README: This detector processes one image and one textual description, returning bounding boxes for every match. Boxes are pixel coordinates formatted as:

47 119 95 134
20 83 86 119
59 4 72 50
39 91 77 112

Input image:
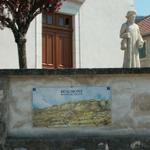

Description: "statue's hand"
123 33 131 39
137 40 144 48
138 44 143 48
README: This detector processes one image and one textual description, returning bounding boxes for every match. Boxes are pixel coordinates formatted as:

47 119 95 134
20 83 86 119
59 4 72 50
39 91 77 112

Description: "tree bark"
16 37 27 69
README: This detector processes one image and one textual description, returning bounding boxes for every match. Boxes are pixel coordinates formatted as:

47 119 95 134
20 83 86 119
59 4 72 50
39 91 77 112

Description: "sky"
135 0 150 16
32 87 111 108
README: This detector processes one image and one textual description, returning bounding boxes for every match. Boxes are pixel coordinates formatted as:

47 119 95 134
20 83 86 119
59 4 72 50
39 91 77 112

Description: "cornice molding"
0 68 150 76
66 0 85 4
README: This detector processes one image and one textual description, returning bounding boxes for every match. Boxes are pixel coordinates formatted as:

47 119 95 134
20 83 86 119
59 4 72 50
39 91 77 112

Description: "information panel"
32 86 111 128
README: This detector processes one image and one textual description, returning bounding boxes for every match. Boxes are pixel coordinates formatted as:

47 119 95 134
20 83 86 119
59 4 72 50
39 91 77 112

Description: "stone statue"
120 11 144 68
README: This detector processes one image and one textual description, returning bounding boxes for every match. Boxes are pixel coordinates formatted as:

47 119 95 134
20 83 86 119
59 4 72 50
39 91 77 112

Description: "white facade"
0 0 134 69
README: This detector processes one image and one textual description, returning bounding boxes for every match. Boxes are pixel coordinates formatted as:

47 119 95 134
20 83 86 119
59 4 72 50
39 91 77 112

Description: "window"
47 15 53 24
42 13 72 30
139 41 147 59
59 17 64 26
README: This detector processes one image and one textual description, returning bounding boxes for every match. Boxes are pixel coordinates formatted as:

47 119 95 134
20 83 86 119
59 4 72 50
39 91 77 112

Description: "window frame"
139 40 147 60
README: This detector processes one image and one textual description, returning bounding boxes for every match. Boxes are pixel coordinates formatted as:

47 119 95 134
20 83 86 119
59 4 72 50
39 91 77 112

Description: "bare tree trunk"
16 37 27 69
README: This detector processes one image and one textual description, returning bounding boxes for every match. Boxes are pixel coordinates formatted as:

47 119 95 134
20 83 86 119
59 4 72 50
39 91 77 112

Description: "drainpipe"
35 17 37 68
78 10 82 68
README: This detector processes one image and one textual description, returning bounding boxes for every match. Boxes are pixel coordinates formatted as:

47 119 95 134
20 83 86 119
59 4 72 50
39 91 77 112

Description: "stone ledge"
66 0 85 4
7 128 150 139
6 134 150 150
0 68 150 76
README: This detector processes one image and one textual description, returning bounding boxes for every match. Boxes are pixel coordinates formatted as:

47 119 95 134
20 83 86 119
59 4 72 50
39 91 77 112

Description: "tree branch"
0 16 18 41
5 0 17 17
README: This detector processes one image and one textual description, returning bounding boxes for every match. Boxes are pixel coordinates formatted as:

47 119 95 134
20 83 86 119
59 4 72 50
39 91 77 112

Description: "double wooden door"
42 13 73 69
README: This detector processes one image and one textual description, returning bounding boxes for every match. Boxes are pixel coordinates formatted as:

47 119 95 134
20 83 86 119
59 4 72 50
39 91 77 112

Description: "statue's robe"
120 23 144 68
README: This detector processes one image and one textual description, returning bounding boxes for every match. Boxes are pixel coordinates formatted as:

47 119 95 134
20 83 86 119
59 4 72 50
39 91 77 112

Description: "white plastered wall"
77 0 134 68
0 15 42 69
0 0 134 68
60 0 135 68
0 28 18 68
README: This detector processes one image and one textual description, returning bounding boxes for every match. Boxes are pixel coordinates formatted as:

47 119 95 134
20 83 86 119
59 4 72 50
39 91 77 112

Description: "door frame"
34 1 84 68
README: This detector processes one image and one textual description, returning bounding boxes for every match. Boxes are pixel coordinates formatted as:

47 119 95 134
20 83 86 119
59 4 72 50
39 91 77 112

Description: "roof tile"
137 16 150 36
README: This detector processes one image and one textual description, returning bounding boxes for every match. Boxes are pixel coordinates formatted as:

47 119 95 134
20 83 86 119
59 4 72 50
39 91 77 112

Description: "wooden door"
56 31 72 68
42 13 73 69
42 30 55 68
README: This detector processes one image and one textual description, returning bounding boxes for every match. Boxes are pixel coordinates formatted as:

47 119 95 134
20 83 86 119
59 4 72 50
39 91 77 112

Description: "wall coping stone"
1 68 150 76
7 129 150 138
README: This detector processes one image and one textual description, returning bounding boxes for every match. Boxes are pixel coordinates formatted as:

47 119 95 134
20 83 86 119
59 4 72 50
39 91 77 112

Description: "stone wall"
0 78 8 150
1 69 150 149
6 135 150 150
7 73 150 131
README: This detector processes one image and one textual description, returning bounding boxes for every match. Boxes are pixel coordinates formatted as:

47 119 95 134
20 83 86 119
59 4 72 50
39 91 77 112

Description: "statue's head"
126 11 136 18
126 10 136 23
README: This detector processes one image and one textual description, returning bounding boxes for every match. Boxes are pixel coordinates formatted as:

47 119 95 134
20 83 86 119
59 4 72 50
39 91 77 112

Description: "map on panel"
32 86 111 128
